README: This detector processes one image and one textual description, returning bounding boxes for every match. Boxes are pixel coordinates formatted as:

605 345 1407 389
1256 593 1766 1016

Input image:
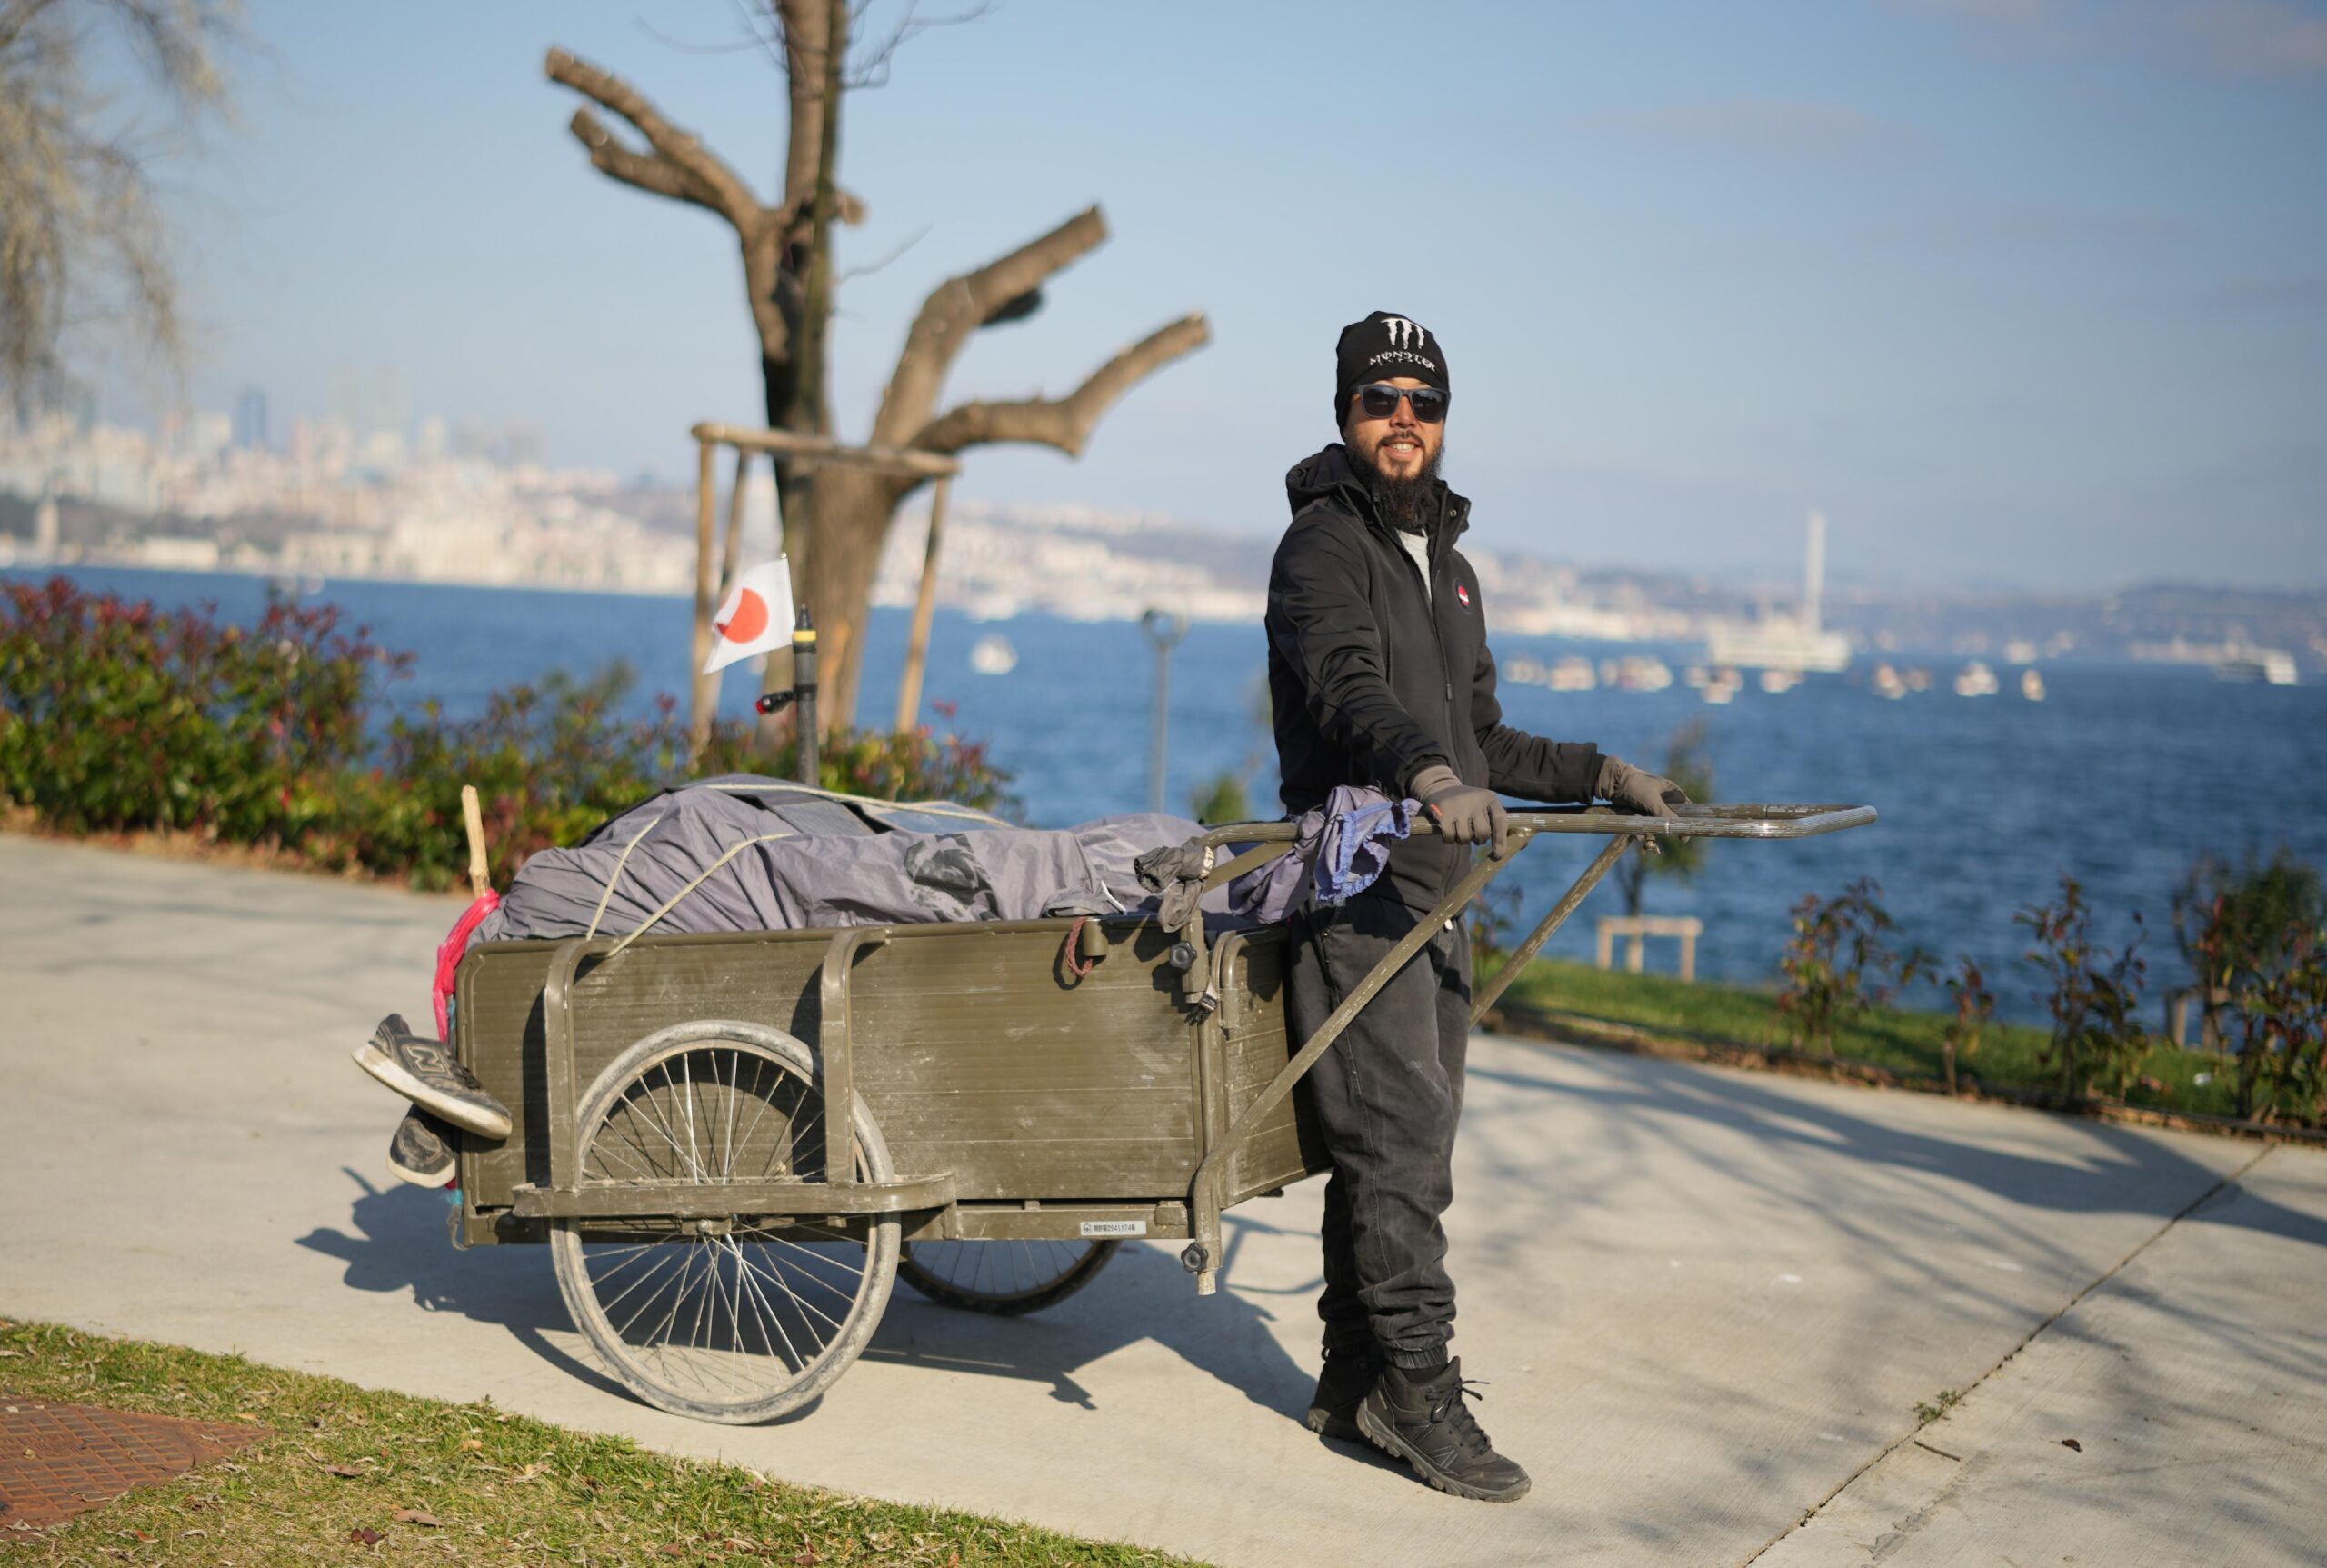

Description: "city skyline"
77 0 2327 594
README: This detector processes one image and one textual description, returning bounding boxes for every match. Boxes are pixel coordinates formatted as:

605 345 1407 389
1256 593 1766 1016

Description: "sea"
13 564 2327 1026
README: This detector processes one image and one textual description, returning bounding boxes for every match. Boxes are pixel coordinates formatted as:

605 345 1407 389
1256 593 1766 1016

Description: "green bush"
0 575 405 836
2175 850 2327 1123
2 578 1015 890
1777 878 1921 1054
2018 874 2150 1102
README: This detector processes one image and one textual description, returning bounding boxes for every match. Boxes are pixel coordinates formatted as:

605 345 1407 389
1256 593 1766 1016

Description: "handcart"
448 802 1873 1423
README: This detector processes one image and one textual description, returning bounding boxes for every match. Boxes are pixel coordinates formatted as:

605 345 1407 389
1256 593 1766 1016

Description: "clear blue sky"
145 0 2327 592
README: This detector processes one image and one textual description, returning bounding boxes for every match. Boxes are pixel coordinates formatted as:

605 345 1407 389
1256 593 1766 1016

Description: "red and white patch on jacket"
1456 583 1473 608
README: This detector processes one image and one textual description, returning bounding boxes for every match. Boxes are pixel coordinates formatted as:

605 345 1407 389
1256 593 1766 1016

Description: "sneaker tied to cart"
354 1014 512 1140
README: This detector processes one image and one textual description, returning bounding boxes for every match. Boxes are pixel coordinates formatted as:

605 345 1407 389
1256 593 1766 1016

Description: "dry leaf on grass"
324 1463 367 1478
393 1509 444 1527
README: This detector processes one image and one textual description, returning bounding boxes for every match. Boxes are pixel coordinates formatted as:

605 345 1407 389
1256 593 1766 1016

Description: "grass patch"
1489 956 2242 1122
0 1318 1203 1567
1913 1389 1963 1427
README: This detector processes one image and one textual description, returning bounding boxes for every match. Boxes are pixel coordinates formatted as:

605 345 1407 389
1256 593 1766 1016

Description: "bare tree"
547 0 1208 729
0 0 243 411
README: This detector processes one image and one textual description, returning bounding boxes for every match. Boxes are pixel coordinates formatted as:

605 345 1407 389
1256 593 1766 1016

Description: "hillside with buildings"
3 404 2320 677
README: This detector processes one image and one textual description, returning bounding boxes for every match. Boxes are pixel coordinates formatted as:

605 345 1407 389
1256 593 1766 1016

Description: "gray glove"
1410 764 1510 859
1596 755 1689 818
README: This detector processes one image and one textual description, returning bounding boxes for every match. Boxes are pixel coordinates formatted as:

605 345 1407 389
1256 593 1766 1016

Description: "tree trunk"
794 463 912 728
549 31 1209 739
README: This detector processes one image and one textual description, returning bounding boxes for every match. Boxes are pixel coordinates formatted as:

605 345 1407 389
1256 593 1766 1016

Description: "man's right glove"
1410 764 1510 859
1596 755 1690 818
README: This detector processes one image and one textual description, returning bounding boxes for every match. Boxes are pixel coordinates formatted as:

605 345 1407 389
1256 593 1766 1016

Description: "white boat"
1872 664 1908 700
1502 655 1547 685
968 634 1018 675
1758 667 1801 694
1548 656 1597 691
2020 668 2046 701
1954 661 1999 697
1612 655 1673 693
1704 512 1853 673
2214 646 2298 685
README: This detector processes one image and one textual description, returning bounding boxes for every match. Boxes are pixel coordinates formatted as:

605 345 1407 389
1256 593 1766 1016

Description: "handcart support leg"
1467 834 1633 1027
542 936 623 1195
1182 830 1533 1295
817 928 889 1185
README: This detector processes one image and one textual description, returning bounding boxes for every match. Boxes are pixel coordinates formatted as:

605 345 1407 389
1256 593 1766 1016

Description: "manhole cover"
0 1396 265 1532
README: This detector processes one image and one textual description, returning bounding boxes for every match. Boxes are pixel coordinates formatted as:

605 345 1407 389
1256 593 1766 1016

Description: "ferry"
1547 656 1597 692
968 634 1018 675
1703 512 1852 673
2214 647 2298 686
1608 655 1673 693
1953 661 2000 698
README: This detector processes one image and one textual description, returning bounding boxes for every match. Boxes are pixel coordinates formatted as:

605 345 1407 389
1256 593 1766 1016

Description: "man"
1266 311 1687 1503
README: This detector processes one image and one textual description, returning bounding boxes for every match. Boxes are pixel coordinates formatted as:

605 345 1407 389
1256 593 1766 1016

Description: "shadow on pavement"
296 1167 1330 1429
294 1167 631 1403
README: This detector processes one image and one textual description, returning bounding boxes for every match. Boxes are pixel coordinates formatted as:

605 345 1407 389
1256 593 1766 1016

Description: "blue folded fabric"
1230 785 1417 924
1315 787 1418 908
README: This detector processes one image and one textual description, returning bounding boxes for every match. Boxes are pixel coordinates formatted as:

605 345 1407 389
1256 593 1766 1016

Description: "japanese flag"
702 557 795 675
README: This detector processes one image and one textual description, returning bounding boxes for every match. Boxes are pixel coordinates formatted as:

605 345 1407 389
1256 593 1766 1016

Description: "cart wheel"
898 1239 1121 1316
548 1020 899 1424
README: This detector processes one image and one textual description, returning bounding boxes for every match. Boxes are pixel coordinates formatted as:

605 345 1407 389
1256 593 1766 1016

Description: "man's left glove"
1596 755 1689 818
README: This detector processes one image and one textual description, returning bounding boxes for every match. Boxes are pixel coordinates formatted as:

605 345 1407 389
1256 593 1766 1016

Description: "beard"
1363 439 1445 534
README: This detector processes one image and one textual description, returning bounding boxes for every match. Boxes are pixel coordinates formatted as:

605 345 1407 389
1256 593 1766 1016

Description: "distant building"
232 386 269 451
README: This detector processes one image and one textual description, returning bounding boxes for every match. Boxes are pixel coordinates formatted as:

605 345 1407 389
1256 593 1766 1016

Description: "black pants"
1287 890 1472 1369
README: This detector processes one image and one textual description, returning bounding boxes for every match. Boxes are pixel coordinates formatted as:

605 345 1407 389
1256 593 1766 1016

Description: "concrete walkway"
2 832 2321 1567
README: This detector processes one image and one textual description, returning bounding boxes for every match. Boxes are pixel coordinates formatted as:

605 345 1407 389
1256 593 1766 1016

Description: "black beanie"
1334 311 1451 428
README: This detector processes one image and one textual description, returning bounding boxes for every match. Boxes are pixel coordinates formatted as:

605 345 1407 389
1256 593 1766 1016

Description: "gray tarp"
473 774 1217 945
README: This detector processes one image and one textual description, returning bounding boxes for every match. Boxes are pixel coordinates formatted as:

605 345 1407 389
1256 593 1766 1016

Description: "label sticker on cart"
1080 1219 1148 1237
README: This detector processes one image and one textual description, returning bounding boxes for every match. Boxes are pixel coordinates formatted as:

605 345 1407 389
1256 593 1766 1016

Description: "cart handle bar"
1178 799 1875 1294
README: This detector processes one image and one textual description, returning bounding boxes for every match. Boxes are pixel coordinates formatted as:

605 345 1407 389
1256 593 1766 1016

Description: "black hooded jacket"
1266 444 1603 908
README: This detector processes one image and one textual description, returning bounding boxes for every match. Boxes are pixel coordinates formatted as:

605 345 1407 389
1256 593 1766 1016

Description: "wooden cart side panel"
1216 930 1330 1205
454 919 1208 1213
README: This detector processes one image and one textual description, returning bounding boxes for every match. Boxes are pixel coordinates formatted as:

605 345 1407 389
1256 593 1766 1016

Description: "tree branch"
870 205 1110 445
544 46 760 230
911 311 1211 459
564 107 717 210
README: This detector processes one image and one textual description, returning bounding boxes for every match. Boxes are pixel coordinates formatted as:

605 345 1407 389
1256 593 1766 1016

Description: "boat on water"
1954 661 1999 697
1604 655 1673 693
2020 668 2046 702
2214 646 2299 685
1502 655 1547 685
1872 664 1909 700
1704 511 1853 673
1547 656 1596 692
968 634 1018 675
1758 668 1801 694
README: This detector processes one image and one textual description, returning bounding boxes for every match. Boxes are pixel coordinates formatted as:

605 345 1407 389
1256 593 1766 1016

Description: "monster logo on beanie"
1334 310 1451 427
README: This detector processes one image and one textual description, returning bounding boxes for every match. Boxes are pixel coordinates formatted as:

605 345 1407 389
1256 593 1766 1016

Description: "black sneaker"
386 1106 457 1187
352 1014 512 1140
1357 1357 1532 1503
1305 1353 1380 1442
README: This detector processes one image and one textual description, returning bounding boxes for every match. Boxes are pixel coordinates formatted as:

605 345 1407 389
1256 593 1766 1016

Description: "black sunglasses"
1355 383 1449 424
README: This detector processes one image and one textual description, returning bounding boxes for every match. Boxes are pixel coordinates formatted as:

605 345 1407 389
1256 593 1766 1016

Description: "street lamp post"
1140 607 1188 814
